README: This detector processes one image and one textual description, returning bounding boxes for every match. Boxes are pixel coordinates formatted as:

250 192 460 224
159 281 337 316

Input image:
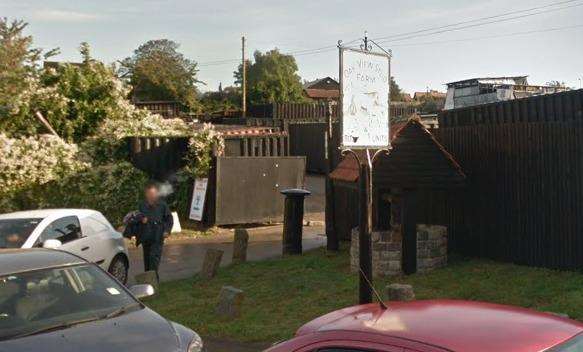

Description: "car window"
0 218 43 248
39 216 83 244
85 216 110 234
548 333 583 351
0 264 138 340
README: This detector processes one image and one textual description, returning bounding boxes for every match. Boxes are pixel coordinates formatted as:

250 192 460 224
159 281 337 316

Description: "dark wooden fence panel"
435 89 583 270
214 156 306 225
247 102 417 119
287 121 341 173
223 135 289 157
127 137 189 179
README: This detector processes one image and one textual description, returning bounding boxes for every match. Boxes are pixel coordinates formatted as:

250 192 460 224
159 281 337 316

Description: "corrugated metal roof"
446 76 529 87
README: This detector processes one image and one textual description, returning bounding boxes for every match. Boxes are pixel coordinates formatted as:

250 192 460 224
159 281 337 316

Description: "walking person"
137 182 173 282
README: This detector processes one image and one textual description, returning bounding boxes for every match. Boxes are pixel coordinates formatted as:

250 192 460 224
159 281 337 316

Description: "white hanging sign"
340 48 390 148
189 178 208 221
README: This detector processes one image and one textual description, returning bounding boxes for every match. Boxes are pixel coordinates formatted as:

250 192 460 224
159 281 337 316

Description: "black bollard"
281 188 311 255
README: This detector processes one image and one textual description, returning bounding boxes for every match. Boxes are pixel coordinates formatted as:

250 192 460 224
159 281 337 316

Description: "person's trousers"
142 241 163 281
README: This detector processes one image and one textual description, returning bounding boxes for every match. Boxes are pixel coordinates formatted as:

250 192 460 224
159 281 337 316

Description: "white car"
0 209 129 284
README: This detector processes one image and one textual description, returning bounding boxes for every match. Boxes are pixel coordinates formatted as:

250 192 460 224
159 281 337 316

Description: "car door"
78 214 117 268
37 216 98 263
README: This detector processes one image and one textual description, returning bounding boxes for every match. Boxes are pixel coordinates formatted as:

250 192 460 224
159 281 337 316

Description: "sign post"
338 34 391 305
189 178 209 221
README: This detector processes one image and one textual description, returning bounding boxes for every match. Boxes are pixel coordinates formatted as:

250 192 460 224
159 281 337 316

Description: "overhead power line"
198 37 362 66
372 0 582 42
197 0 582 67
389 23 583 47
375 1 583 45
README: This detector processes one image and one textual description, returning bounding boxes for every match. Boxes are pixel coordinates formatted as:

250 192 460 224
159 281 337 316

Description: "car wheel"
108 255 128 285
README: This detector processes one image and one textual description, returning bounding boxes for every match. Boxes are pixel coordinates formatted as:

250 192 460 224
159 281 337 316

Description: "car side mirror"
129 284 155 299
42 239 63 249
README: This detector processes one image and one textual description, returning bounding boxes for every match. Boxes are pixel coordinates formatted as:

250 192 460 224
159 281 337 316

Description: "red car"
265 300 583 352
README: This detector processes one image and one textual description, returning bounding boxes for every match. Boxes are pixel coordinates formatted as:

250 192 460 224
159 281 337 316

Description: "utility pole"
242 36 247 117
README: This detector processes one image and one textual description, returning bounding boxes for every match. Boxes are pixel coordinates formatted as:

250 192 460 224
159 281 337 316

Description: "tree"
419 96 440 114
119 39 201 110
0 25 155 142
0 18 57 132
390 76 403 102
40 43 146 141
199 84 241 114
234 49 305 105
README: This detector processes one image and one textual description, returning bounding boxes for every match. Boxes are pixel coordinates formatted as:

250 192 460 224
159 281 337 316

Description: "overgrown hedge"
0 162 148 226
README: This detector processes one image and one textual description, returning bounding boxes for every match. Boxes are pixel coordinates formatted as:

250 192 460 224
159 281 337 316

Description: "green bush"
1 162 148 226
165 170 193 220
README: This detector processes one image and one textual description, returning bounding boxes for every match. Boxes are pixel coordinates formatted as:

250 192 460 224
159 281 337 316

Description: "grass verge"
146 246 583 343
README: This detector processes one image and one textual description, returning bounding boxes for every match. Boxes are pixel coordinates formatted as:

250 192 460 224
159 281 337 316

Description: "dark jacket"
122 211 145 242
137 200 173 244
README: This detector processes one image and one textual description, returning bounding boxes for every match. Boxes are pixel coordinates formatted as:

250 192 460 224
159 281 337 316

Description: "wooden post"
241 36 246 117
232 228 249 264
358 162 373 304
325 100 339 251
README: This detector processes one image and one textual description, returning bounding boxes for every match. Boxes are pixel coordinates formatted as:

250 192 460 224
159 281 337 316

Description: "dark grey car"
0 249 203 352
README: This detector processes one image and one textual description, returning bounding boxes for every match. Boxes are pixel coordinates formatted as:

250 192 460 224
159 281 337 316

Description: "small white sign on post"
340 48 391 148
189 178 209 221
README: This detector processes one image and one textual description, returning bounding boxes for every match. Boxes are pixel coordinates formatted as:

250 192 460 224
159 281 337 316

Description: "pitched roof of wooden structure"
330 117 465 188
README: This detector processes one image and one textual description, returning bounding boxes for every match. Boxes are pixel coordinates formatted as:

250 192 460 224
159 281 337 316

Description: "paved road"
128 174 326 283
128 224 325 283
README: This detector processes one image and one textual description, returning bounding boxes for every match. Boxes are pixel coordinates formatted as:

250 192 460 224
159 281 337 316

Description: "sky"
2 0 583 94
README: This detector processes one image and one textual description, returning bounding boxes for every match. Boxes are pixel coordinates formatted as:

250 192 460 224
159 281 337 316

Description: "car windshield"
551 333 583 351
0 218 43 249
0 264 139 340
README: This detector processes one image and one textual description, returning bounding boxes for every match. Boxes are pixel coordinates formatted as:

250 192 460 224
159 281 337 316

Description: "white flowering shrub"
82 111 192 164
0 133 89 195
184 123 225 178
95 112 191 139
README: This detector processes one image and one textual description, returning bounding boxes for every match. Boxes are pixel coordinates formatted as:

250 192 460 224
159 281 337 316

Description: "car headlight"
188 333 204 352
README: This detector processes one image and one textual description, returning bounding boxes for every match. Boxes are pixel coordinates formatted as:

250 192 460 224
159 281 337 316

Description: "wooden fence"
436 89 583 270
247 102 417 119
133 101 183 118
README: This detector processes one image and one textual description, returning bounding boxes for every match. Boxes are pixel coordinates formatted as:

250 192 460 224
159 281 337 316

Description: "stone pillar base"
350 224 447 276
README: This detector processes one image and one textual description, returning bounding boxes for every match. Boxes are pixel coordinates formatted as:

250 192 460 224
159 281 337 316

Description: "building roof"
296 300 583 352
400 93 413 102
0 248 85 276
304 88 340 99
304 77 339 89
304 77 340 100
446 76 529 87
329 121 407 183
330 117 465 188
